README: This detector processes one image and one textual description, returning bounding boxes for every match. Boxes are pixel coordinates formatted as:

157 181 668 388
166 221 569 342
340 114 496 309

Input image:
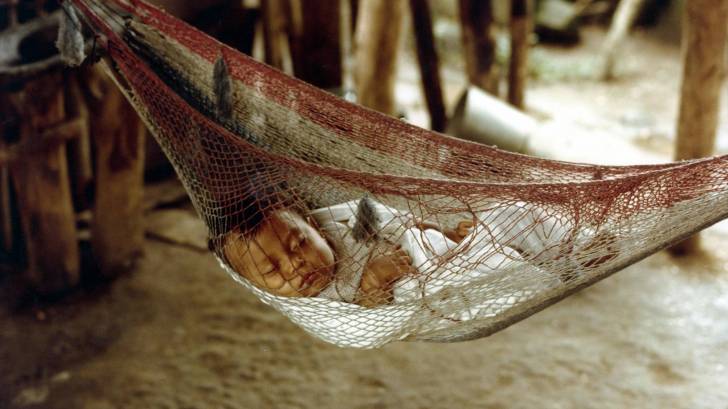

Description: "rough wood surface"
354 0 405 115
508 0 532 109
4 72 80 293
288 0 342 89
409 0 447 131
459 0 498 94
670 0 728 255
85 66 145 277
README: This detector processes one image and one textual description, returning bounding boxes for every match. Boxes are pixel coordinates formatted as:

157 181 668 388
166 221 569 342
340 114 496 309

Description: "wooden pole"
600 0 646 81
85 66 146 277
353 0 405 115
459 0 498 95
508 0 532 109
409 0 447 132
0 166 12 254
261 0 288 70
288 0 343 90
64 72 94 210
669 0 728 255
5 72 80 294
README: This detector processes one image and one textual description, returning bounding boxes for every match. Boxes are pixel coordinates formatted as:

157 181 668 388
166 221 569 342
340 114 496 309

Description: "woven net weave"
70 0 728 348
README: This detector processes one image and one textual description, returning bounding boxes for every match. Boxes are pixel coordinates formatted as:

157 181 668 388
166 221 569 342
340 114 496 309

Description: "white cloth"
310 199 528 310
476 202 616 275
310 199 409 302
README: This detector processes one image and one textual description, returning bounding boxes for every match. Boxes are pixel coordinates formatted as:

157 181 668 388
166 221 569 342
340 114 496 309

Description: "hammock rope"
69 0 728 348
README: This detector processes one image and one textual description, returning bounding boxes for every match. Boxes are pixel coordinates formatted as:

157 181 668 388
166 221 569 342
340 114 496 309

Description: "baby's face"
224 209 335 297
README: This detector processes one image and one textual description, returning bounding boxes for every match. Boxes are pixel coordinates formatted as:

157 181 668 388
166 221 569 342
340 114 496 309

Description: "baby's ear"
353 196 381 243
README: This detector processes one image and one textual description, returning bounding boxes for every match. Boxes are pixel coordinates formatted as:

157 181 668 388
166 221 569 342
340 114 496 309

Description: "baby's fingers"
458 220 474 228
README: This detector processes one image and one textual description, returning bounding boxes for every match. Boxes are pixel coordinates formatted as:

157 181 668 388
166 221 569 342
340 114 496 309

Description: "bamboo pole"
353 0 405 115
459 0 498 95
409 0 447 132
508 0 532 109
85 66 145 276
669 0 728 255
600 0 646 81
288 0 342 90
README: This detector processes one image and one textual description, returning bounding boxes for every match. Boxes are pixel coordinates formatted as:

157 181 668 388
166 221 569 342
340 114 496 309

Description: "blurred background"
1 0 727 408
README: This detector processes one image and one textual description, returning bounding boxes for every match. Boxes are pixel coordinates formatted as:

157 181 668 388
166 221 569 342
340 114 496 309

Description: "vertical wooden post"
669 0 728 255
508 0 531 109
86 66 145 277
0 166 12 254
289 0 343 90
350 0 360 37
353 0 405 115
6 73 80 294
0 100 15 255
409 0 447 132
600 0 646 81
65 72 94 209
459 0 498 95
261 0 288 71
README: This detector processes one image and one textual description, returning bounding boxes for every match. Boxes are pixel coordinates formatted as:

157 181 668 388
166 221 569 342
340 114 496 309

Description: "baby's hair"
218 170 300 239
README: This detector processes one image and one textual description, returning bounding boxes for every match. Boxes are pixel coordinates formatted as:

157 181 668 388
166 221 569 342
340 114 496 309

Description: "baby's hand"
444 220 474 243
358 245 415 307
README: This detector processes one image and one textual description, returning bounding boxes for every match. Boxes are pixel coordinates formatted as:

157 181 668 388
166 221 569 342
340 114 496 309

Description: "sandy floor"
2 20 728 409
2 209 727 409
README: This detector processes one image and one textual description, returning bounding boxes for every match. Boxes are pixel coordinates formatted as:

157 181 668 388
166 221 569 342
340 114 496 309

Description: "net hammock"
67 0 728 348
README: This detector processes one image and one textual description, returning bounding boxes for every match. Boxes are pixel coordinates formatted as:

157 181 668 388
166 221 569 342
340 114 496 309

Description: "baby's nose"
281 256 303 279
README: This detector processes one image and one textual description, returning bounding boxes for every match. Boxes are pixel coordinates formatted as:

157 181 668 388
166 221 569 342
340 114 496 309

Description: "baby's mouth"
302 266 331 286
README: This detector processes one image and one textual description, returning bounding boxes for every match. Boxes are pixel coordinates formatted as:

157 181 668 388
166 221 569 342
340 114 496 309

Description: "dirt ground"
2 24 728 409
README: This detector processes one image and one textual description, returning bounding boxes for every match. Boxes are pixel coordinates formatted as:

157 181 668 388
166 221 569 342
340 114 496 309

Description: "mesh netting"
70 0 728 348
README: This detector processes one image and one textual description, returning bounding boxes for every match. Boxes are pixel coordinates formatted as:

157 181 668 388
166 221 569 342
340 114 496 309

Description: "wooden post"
600 0 646 81
353 0 405 115
508 0 532 109
0 166 12 254
409 0 447 132
85 66 145 277
459 0 498 95
64 72 94 209
288 0 343 90
261 0 288 71
669 0 728 255
5 72 80 294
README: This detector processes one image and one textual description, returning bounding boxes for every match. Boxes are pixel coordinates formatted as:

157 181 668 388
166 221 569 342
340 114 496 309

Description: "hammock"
68 0 728 348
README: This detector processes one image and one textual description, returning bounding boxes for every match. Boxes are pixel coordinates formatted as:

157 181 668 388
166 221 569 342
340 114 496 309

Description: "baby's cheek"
262 273 285 290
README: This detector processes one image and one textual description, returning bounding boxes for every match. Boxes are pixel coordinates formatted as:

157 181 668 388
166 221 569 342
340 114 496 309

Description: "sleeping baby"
222 196 618 309
222 197 475 307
